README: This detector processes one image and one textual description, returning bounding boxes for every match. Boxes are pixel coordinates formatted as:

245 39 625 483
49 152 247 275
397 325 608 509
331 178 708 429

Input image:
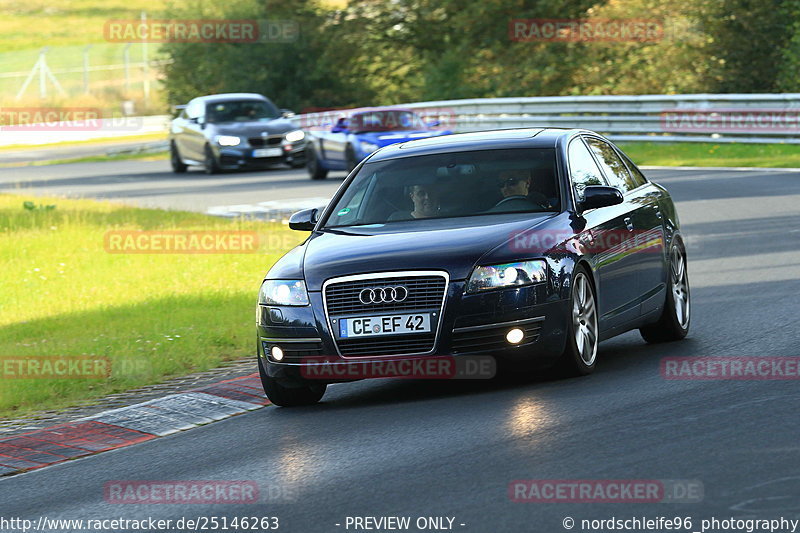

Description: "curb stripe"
0 372 267 477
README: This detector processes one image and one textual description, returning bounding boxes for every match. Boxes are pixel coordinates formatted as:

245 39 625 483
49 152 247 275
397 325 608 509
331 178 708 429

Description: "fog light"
506 328 524 344
271 346 284 361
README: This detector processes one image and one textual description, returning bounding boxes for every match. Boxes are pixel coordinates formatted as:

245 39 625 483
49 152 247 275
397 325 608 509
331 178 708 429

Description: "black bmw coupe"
256 128 690 406
169 93 307 174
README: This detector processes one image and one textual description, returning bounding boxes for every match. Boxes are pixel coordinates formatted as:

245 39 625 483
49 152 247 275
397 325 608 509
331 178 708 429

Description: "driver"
489 169 549 211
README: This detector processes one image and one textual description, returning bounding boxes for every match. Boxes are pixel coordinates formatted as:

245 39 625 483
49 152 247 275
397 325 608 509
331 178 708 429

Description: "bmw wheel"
306 144 328 180
170 142 188 173
640 242 690 343
203 144 220 175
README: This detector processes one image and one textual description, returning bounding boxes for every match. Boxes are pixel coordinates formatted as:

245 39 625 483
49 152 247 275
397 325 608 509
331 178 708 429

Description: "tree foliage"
159 0 800 111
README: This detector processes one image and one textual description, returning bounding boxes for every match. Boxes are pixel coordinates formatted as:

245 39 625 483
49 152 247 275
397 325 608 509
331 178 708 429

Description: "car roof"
367 128 589 162
193 93 269 103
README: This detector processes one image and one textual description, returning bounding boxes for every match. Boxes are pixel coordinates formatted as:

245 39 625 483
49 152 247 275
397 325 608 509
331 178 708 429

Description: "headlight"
258 280 309 306
215 135 241 147
466 260 547 293
284 129 305 143
360 141 380 153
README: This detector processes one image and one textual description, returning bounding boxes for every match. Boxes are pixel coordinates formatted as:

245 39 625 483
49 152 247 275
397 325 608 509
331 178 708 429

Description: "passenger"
389 184 441 220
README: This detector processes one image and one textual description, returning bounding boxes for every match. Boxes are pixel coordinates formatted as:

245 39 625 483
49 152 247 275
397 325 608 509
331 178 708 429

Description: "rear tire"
640 242 690 343
556 266 598 376
258 358 326 407
306 145 328 180
203 144 220 175
170 142 188 173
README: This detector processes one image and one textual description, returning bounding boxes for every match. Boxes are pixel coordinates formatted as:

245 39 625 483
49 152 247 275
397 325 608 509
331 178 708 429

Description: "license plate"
253 148 282 158
337 313 431 338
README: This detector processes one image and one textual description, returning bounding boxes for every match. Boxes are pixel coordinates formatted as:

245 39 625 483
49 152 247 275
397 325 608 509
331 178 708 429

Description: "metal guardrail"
294 94 800 144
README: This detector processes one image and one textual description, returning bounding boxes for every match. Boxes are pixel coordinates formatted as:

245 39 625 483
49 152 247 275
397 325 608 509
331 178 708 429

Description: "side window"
328 173 374 226
585 137 638 192
619 151 648 188
568 138 607 201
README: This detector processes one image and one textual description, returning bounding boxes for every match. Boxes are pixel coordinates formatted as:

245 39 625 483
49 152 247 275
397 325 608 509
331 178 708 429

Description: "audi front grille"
323 271 449 358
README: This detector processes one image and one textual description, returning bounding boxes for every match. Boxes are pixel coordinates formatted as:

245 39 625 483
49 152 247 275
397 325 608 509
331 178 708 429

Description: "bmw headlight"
215 135 241 147
258 280 309 306
360 141 380 153
466 260 547 293
284 129 305 143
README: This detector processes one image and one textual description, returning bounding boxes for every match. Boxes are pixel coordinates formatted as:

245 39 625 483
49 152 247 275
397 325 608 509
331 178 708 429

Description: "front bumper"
216 141 306 169
257 280 569 384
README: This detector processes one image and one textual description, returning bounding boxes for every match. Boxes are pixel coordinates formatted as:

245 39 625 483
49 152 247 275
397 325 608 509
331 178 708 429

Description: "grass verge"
618 142 800 168
0 151 168 168
0 193 304 418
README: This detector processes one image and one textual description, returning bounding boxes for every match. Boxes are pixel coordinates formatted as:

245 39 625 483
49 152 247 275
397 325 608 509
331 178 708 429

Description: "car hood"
290 214 557 290
355 130 450 147
209 118 295 137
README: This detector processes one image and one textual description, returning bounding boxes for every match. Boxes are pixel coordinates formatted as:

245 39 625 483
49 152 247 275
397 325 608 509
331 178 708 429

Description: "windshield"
349 110 427 133
323 148 559 228
205 100 280 123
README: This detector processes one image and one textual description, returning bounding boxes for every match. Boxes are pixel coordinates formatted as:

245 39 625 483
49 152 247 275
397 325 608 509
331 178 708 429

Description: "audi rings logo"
359 286 409 305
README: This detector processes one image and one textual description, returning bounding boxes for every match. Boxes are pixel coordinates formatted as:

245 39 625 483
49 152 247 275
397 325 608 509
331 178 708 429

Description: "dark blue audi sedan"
256 128 690 406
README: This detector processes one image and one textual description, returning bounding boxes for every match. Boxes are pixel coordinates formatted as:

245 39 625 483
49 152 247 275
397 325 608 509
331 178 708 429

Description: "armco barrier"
292 94 800 144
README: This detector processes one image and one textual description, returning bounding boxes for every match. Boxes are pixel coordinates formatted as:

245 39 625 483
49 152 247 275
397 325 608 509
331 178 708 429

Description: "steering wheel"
492 193 549 211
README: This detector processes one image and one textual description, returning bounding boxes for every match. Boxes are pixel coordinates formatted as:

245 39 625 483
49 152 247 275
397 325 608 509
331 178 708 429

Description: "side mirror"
580 186 624 211
426 120 441 128
281 109 295 118
289 208 318 231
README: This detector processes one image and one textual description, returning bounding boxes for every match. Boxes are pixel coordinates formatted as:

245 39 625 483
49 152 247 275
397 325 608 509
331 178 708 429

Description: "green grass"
0 133 167 152
0 0 170 112
0 0 166 53
618 142 800 168
0 193 304 417
0 150 168 168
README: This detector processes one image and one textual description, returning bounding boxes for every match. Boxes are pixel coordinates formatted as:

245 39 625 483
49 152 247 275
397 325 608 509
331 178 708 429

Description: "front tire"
640 243 690 343
258 358 326 407
170 142 188 173
203 144 220 175
556 266 598 376
306 145 328 180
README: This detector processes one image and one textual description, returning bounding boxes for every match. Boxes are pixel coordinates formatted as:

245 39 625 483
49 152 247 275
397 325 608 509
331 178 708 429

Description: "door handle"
624 217 634 231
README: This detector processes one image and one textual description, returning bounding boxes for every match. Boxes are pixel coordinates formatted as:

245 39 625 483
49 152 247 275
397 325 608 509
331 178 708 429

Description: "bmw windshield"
323 148 559 228
205 100 281 123
349 110 428 133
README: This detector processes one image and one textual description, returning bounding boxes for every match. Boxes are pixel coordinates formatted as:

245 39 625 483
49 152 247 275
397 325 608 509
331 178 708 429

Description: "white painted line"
82 392 265 437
